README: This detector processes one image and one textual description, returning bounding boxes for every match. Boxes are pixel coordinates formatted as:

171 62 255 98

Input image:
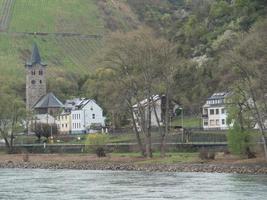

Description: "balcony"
202 114 208 118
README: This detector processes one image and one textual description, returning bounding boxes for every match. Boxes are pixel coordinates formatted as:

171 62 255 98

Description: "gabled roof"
64 98 98 111
34 93 63 109
207 92 230 100
25 43 47 67
132 95 161 108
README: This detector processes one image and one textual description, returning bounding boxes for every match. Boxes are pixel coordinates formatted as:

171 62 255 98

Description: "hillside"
0 0 266 113
127 0 267 112
0 0 139 99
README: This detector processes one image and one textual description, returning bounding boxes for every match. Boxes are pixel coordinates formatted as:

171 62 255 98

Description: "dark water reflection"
0 169 266 200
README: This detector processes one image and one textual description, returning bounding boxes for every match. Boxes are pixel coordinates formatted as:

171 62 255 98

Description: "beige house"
57 112 71 134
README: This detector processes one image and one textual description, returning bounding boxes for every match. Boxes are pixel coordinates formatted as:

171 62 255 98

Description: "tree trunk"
146 95 152 158
129 104 145 157
162 89 170 158
152 98 165 157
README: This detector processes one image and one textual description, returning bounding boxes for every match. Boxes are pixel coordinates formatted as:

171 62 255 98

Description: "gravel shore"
1 160 267 174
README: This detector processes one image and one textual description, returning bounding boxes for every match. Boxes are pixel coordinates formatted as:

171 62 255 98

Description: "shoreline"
0 155 267 174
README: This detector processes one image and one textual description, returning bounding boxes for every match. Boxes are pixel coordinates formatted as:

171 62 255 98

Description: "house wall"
71 110 85 134
70 101 105 134
83 101 105 128
57 114 71 134
150 101 162 126
133 99 162 128
203 106 228 130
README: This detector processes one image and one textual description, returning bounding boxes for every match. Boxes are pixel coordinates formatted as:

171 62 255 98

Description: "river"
0 169 266 199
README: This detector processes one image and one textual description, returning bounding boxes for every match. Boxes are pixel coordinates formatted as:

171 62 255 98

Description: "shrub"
85 134 109 157
34 123 58 140
199 148 215 160
227 123 251 156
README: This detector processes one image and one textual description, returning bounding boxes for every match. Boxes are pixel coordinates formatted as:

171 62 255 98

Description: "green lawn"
111 152 199 164
172 116 201 128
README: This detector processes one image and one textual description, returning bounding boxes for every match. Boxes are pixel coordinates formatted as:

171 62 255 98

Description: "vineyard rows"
0 0 14 31
9 0 105 34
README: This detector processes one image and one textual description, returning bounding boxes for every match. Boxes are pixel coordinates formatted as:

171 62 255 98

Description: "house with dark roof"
33 92 63 115
57 98 105 134
132 95 181 129
202 92 231 130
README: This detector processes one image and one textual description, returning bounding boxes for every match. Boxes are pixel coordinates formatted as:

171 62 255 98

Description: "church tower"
25 43 47 110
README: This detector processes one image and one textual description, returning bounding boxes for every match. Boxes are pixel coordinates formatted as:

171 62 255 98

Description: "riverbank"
0 153 267 174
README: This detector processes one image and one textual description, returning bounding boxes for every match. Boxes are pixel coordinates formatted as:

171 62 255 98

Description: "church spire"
25 43 46 67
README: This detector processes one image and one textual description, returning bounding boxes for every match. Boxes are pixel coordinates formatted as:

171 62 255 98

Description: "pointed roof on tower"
25 43 47 67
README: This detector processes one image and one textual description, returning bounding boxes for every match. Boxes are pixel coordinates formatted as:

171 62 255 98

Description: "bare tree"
0 90 26 153
223 20 267 158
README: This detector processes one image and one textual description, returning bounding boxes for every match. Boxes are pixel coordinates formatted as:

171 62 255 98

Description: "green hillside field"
0 0 107 91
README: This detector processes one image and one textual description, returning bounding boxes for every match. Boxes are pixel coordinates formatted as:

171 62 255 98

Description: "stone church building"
25 43 63 115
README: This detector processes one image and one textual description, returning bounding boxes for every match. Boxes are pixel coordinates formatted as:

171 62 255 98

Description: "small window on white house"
90 107 93 110
216 109 219 115
221 108 225 114
92 114 95 119
210 109 214 115
216 119 220 125
222 119 225 125
66 124 67 128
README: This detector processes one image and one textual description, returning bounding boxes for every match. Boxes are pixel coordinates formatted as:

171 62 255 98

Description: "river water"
0 169 266 200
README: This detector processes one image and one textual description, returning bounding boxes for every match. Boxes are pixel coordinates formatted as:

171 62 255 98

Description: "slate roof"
25 43 47 67
207 92 230 100
132 95 161 108
34 93 63 109
64 98 95 111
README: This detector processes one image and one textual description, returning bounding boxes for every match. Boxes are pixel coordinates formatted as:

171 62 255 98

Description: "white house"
133 95 180 128
64 98 105 134
202 92 231 130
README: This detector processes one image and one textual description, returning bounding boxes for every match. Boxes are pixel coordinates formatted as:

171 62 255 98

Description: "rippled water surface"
0 169 267 200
